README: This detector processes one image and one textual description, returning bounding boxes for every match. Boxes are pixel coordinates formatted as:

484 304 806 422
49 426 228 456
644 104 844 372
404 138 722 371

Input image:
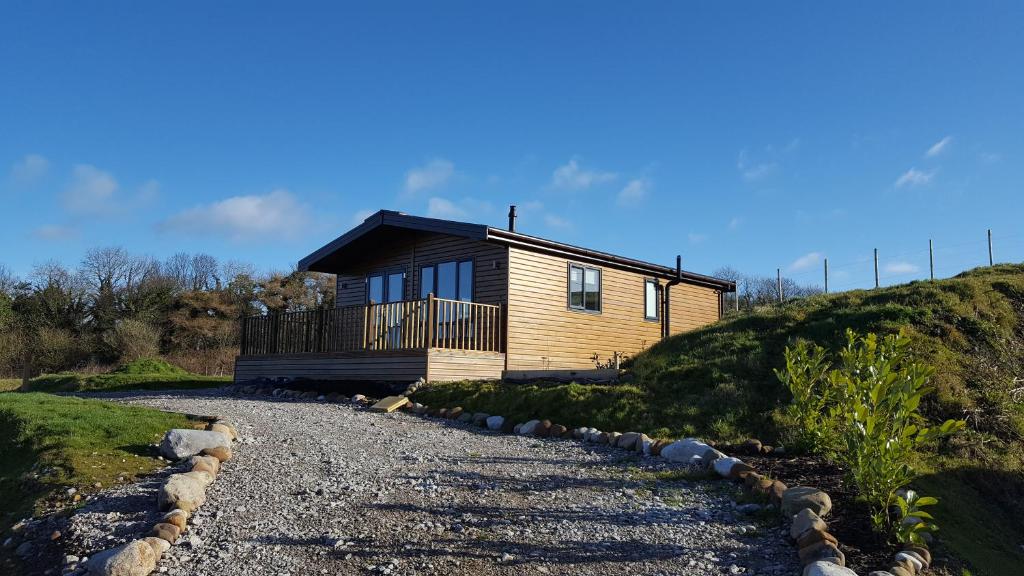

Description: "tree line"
713 266 824 311
0 248 334 379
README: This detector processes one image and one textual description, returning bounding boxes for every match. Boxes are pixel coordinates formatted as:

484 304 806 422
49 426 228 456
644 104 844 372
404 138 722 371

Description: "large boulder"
782 486 833 517
660 438 715 465
85 540 157 576
159 429 230 460
157 472 211 512
485 416 505 431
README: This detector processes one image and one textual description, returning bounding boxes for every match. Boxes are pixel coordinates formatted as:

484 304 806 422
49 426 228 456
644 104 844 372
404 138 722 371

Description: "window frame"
567 262 602 314
643 278 660 321
366 268 406 304
419 258 475 302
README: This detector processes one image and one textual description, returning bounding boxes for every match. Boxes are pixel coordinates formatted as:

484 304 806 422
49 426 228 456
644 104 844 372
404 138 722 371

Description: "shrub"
102 319 160 363
893 489 940 545
774 339 837 454
833 330 965 529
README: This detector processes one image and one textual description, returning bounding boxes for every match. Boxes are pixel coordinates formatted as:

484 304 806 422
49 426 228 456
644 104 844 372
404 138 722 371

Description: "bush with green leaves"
774 340 838 454
777 329 965 536
892 489 940 545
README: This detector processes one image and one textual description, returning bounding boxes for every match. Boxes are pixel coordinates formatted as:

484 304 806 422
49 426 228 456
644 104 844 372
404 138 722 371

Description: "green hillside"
417 264 1024 574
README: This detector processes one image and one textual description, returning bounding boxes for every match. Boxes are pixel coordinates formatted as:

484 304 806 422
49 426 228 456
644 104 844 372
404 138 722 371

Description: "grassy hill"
416 264 1024 575
22 358 230 393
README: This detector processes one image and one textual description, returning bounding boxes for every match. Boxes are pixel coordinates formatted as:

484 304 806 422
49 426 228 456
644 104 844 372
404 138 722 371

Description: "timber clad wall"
505 247 661 370
334 232 508 307
426 349 505 382
505 246 721 370
668 282 721 336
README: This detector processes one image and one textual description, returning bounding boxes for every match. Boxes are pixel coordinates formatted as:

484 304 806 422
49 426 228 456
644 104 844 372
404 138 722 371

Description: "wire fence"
725 228 1024 308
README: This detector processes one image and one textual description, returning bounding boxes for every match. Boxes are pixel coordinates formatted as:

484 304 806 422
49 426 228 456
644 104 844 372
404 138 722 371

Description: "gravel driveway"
66 390 799 576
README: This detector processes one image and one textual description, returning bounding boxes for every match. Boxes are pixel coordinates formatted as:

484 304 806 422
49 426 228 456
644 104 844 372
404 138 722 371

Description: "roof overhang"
298 209 736 292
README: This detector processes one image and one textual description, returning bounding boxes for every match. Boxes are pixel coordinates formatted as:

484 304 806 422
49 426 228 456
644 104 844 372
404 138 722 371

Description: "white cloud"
894 167 935 188
788 251 823 272
550 157 617 190
543 213 571 229
351 209 376 224
161 189 311 241
925 136 952 158
426 197 467 220
32 224 76 241
405 159 454 193
885 261 920 275
63 164 118 213
617 178 650 206
728 216 743 230
10 154 49 185
737 150 777 182
688 232 708 245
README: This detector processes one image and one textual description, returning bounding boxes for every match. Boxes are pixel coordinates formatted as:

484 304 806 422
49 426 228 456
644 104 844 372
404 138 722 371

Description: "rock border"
78 419 240 576
227 382 934 576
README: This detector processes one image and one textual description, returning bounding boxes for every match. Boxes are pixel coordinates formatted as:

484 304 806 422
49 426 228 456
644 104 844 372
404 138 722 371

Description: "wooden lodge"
234 208 735 385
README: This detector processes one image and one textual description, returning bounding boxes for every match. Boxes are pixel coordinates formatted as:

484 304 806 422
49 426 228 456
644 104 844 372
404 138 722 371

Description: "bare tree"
0 264 17 297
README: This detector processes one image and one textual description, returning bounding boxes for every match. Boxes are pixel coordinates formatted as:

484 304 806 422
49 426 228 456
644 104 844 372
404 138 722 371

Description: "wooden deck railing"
240 295 503 355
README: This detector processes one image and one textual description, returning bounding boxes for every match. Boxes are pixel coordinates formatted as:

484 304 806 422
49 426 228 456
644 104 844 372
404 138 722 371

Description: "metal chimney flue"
508 205 517 232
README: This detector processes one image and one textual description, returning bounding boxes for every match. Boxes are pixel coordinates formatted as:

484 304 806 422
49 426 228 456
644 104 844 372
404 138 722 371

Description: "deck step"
369 396 411 413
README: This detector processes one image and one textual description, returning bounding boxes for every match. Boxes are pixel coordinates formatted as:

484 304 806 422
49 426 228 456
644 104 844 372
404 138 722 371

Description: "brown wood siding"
668 282 721 335
505 247 663 370
234 350 428 383
505 247 722 370
333 233 508 308
426 349 505 382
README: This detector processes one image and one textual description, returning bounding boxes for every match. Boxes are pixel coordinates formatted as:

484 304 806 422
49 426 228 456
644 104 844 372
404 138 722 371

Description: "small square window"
568 264 601 312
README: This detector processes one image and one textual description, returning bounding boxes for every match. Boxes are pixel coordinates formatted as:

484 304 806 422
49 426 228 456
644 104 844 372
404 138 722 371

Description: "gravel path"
66 391 799 576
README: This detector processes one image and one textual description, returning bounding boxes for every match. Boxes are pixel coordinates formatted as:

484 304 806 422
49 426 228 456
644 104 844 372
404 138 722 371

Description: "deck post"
363 303 371 351
315 308 325 352
426 293 436 349
239 315 248 355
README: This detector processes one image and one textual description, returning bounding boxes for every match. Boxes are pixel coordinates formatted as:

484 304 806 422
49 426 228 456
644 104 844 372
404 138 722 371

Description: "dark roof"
298 209 735 291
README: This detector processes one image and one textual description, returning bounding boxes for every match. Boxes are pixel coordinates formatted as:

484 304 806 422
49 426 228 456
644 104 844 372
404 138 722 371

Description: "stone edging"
78 419 240 576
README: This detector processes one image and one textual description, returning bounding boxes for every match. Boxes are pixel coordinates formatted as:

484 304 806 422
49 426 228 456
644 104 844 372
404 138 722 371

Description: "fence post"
929 239 935 280
269 311 280 354
824 258 829 294
776 268 783 303
315 308 325 352
239 316 248 355
874 248 879 288
988 229 994 266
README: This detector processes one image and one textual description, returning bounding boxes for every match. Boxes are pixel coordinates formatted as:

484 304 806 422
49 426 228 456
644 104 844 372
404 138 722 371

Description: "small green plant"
774 340 836 454
833 330 965 530
893 489 940 545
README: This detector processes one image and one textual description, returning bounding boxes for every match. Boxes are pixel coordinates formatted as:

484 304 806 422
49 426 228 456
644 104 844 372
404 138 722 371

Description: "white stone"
85 541 157 576
485 416 505 431
616 432 641 449
713 457 743 478
660 438 713 464
158 473 210 512
158 429 231 460
803 561 858 576
895 552 923 572
518 420 541 435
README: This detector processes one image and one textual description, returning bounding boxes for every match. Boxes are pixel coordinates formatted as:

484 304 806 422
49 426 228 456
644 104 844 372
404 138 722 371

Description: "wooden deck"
235 296 505 384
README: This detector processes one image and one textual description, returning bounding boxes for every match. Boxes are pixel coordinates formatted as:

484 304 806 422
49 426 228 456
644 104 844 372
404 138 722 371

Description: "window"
568 264 601 312
366 271 405 303
644 279 659 320
420 260 473 301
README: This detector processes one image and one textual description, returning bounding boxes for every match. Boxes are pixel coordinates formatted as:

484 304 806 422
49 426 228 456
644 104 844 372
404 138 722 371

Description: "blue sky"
2 1 1022 290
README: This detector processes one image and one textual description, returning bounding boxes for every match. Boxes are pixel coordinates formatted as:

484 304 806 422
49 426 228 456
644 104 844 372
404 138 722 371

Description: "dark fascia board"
486 227 736 292
297 210 489 272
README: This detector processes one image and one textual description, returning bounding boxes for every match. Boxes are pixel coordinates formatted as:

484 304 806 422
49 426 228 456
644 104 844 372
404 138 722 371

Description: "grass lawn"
0 391 193 533
414 264 1024 576
23 358 230 393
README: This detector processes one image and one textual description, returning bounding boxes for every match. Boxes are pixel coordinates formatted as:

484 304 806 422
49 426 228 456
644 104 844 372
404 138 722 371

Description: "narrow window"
367 274 384 304
420 266 434 298
458 261 473 302
437 261 457 300
644 279 659 320
568 264 601 312
387 272 405 303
